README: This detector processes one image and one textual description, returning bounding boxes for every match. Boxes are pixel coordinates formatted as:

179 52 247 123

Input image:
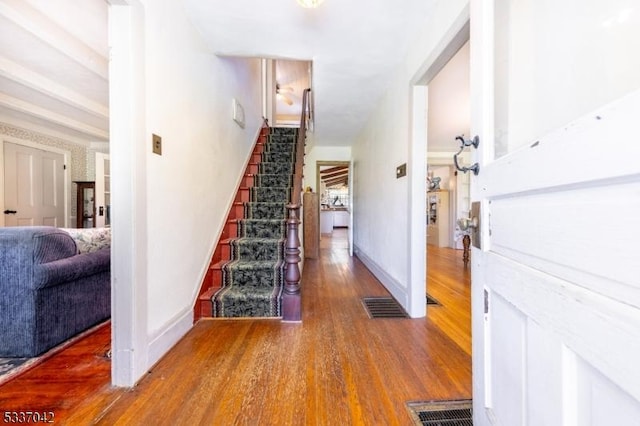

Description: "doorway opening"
426 38 471 249
410 15 471 355
316 160 352 254
426 35 471 356
262 58 313 128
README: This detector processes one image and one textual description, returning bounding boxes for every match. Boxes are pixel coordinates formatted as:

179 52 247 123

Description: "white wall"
427 40 470 152
144 1 262 336
109 0 262 385
351 69 413 301
351 0 470 315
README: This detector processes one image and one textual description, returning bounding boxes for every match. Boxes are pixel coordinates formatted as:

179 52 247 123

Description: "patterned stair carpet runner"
213 127 298 317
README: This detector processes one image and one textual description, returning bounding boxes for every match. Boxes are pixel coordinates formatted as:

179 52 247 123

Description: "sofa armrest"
33 248 110 289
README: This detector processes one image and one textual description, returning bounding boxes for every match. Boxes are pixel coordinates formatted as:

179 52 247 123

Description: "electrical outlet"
152 134 162 155
396 163 406 178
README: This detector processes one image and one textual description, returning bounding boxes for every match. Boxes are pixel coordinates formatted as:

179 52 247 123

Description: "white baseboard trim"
353 244 409 310
147 309 193 370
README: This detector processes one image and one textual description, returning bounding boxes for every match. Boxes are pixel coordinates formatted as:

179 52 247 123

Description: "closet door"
4 142 65 227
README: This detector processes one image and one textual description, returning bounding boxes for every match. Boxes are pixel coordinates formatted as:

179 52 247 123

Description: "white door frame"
261 58 274 125
408 9 470 318
1 137 70 228
108 0 150 387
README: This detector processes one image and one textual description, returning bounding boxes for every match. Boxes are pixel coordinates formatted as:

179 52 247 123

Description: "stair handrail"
283 88 311 322
292 88 311 205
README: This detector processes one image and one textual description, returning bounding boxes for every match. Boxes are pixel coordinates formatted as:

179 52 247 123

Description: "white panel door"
470 0 640 425
3 142 65 227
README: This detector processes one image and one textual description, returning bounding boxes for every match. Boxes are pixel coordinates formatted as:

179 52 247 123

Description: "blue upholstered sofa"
0 227 110 357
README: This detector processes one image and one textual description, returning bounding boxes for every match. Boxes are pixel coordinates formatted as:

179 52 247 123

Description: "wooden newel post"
462 234 471 267
283 203 302 322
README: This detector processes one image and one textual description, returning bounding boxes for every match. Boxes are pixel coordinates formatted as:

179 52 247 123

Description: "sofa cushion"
61 227 111 254
0 227 77 269
33 230 78 263
34 248 110 289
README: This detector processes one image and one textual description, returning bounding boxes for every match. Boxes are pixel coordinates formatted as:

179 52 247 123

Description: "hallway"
0 230 471 425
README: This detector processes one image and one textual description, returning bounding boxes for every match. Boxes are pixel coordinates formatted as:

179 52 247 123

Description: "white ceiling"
179 0 439 146
0 0 108 145
0 0 442 148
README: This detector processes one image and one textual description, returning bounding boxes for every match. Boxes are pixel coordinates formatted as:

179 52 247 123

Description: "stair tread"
213 258 283 267
238 218 285 222
223 259 284 269
233 237 283 242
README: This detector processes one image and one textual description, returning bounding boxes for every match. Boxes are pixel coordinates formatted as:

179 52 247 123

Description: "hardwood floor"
0 323 117 422
0 230 472 425
426 243 472 355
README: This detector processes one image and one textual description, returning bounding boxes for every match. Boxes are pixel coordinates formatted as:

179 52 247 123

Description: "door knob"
457 216 478 231
458 202 482 249
3 210 17 215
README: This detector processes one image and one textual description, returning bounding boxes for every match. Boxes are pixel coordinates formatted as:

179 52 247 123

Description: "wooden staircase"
195 124 271 321
196 89 310 322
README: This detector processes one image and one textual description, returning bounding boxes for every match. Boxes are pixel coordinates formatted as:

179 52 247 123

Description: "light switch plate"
232 98 245 128
396 163 407 178
152 134 162 155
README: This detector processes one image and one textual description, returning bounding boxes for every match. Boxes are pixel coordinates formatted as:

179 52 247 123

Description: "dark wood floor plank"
0 322 115 421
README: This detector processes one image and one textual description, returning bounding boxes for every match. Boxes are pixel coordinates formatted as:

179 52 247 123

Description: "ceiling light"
296 0 325 8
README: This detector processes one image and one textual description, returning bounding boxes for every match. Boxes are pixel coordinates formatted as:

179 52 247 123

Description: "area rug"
212 128 298 318
406 399 473 425
0 357 38 385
